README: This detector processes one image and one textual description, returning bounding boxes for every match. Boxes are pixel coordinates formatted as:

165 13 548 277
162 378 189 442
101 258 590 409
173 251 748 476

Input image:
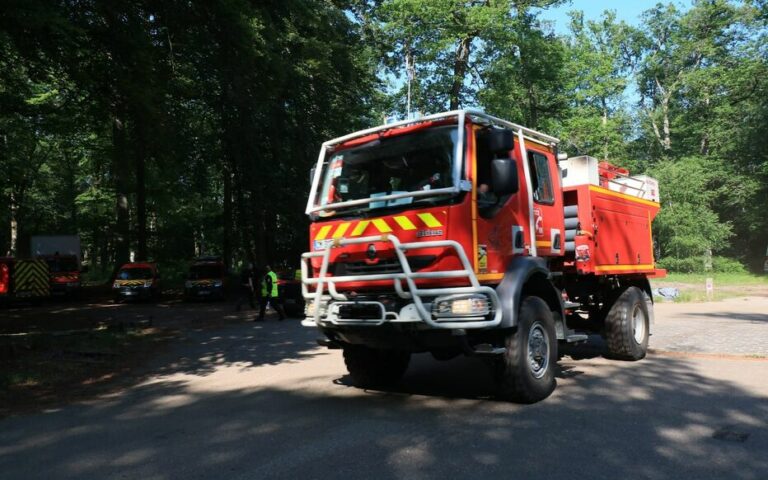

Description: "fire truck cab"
301 109 663 402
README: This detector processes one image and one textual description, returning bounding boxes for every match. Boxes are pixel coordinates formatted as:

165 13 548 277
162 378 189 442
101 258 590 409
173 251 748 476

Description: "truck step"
566 333 589 343
472 344 506 355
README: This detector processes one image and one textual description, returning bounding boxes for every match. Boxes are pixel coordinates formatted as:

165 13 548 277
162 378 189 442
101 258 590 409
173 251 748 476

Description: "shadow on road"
1 320 767 479
680 311 768 323
148 320 319 377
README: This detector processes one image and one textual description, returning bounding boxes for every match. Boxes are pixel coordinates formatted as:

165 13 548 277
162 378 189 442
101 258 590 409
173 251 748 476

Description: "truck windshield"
46 257 79 273
188 265 222 280
117 268 153 280
313 125 458 217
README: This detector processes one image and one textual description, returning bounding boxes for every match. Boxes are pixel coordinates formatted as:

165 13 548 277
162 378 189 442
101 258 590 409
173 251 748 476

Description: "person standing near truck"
256 264 285 321
235 262 256 311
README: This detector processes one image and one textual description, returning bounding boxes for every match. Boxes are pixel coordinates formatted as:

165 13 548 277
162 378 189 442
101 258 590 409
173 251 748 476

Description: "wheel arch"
496 256 564 329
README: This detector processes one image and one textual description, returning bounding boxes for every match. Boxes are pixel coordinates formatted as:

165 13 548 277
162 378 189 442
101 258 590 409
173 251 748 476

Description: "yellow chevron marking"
393 216 417 230
315 225 333 240
332 222 351 239
14 260 49 296
350 220 370 237
372 219 392 233
417 213 442 228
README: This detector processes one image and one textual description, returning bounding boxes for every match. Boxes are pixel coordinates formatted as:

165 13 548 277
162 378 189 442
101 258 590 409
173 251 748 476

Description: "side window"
528 151 554 204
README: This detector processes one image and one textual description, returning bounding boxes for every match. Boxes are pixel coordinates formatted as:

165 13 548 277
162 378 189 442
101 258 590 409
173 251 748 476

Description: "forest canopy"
1 0 766 275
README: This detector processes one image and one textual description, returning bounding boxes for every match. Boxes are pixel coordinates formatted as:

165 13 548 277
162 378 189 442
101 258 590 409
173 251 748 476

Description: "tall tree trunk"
9 191 18 256
113 115 130 268
135 129 147 261
450 36 473 110
601 99 609 160
222 164 233 270
661 94 671 150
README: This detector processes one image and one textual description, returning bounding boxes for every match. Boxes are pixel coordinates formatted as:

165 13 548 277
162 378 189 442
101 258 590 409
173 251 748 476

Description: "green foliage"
657 255 747 274
1 0 381 273
656 256 706 274
711 256 749 274
649 156 733 258
1 0 767 275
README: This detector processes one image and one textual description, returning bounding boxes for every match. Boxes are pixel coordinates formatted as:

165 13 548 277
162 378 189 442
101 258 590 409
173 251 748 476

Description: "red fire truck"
301 109 664 403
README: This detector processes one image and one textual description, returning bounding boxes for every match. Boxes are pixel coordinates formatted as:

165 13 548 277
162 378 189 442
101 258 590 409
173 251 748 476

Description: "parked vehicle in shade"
184 258 226 300
0 257 50 303
112 262 160 301
277 268 304 317
40 254 82 297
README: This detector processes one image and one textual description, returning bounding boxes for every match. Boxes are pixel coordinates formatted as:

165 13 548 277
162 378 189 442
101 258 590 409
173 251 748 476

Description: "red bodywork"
40 254 81 293
562 185 660 276
308 115 662 292
115 262 159 280
0 258 11 296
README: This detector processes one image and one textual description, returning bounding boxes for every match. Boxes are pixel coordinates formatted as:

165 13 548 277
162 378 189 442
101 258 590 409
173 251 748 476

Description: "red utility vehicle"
301 109 665 403
113 262 161 301
40 254 82 297
0 257 50 302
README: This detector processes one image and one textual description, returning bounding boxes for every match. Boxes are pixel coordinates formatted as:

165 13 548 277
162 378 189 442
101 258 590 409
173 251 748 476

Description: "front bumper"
51 282 81 296
114 286 153 299
301 234 501 330
184 285 224 299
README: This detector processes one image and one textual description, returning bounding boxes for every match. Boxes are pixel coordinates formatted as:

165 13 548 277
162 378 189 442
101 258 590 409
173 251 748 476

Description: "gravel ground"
652 296 768 357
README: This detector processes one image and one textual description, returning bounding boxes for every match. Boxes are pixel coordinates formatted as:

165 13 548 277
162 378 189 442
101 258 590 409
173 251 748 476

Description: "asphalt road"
1 299 767 479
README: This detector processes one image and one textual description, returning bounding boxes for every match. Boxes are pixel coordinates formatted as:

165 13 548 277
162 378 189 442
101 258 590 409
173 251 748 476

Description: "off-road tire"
343 346 411 388
604 286 649 360
497 296 557 403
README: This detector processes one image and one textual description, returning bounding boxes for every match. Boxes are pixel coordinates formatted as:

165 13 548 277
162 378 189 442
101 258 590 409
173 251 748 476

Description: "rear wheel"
496 296 557 403
604 286 650 360
343 345 411 388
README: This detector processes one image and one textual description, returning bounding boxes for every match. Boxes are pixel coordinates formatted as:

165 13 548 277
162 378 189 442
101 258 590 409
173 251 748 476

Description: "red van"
112 262 160 301
40 254 81 297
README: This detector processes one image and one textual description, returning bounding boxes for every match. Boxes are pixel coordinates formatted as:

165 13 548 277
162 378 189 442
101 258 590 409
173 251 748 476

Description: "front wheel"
496 296 557 403
343 346 410 388
604 286 650 360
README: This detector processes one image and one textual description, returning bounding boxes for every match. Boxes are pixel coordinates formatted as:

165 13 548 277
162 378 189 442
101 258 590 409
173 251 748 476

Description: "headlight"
185 281 193 288
213 280 223 287
432 295 491 318
112 281 119 289
144 280 153 288
305 299 328 317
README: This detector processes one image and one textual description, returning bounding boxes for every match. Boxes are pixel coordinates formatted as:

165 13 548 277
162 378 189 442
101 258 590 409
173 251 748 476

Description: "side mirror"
487 129 515 155
491 158 519 195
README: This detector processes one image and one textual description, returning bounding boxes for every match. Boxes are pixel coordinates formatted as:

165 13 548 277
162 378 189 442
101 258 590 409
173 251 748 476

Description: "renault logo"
366 243 377 260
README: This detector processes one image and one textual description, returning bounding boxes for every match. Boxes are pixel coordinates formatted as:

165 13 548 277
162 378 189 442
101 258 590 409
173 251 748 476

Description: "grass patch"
657 272 768 286
671 290 734 303
0 326 167 416
652 272 768 302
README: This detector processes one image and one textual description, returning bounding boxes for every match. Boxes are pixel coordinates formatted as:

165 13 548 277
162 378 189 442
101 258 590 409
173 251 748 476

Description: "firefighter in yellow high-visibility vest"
256 264 286 321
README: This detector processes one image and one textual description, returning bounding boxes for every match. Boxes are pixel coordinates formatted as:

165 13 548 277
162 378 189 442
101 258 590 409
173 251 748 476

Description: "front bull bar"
300 234 502 329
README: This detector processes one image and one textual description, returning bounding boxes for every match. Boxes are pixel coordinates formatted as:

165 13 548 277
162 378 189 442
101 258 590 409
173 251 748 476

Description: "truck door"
525 148 564 257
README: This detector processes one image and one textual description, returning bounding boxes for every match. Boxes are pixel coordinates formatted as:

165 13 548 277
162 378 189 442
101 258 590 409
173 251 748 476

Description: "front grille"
337 303 384 320
331 255 436 276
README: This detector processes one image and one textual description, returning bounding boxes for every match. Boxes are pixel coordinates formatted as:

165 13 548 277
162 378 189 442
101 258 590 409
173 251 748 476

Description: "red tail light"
0 263 8 295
